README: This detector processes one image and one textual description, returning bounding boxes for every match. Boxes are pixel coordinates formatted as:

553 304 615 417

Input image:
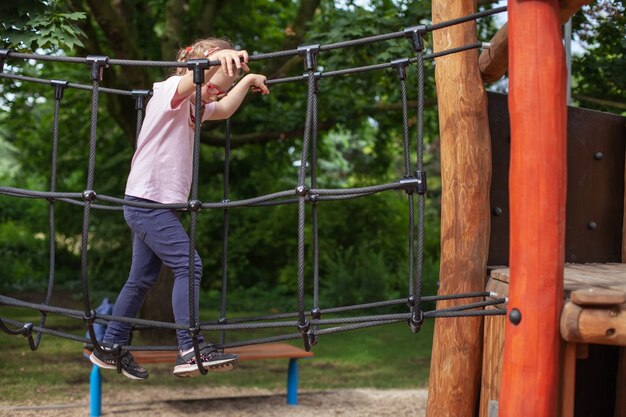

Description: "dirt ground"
0 386 428 417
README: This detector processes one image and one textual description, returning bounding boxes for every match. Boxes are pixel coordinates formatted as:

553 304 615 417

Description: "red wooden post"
499 1 567 417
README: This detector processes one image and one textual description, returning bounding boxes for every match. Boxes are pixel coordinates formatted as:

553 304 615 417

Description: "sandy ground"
0 387 428 417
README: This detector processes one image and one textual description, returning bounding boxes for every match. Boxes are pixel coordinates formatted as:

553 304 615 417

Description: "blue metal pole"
90 365 101 417
287 359 299 405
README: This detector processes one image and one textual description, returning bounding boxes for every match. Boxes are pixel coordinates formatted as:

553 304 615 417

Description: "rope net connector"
188 199 202 212
21 322 37 350
82 190 97 202
390 58 410 80
404 25 426 52
398 176 421 194
295 185 309 196
408 309 425 333
415 170 427 195
51 80 69 100
131 89 152 111
86 56 109 82
0 48 10 73
186 59 210 84
297 44 320 72
311 307 322 320
82 309 96 325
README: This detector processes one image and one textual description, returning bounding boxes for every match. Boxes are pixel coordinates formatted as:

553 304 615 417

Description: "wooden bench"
84 343 314 417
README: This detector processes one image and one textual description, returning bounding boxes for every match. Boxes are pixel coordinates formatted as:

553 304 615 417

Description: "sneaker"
89 348 149 380
173 343 239 378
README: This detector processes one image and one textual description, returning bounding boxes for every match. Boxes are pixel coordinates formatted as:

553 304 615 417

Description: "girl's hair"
174 37 234 76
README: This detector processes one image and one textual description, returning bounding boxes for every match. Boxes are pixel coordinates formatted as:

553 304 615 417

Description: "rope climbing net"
0 7 507 375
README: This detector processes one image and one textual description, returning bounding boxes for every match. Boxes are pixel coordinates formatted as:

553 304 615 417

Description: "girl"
90 38 269 379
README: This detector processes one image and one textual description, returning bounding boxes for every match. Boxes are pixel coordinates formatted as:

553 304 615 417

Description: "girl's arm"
172 49 249 108
208 74 269 120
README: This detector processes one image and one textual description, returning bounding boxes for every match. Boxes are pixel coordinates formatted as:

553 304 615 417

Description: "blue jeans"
103 196 204 350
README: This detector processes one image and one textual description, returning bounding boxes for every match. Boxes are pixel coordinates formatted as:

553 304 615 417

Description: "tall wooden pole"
499 1 567 416
426 1 492 416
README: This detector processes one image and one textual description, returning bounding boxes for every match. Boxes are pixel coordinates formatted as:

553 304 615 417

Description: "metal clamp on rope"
22 322 37 351
407 295 417 308
186 59 210 84
188 199 202 212
415 170 427 195
21 322 34 338
86 56 109 82
390 58 410 80
404 25 426 52
297 318 310 335
82 310 97 325
188 324 201 337
311 307 322 320
0 48 11 73
295 185 309 197
131 89 151 111
297 44 320 72
51 80 69 100
397 176 419 194
82 190 97 202
408 309 424 333
308 193 319 203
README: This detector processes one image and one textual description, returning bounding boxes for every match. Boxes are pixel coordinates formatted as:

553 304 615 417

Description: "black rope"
0 7 512 357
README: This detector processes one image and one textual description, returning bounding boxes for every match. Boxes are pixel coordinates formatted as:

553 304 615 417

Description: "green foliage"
6 0 618 314
572 1 626 115
0 1 86 51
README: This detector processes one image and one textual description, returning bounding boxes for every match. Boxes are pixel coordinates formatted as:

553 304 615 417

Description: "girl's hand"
209 49 249 77
246 74 269 95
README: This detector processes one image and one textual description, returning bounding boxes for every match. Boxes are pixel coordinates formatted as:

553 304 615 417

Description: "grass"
0 300 433 404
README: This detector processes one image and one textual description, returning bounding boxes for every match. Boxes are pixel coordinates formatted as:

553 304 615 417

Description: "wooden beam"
561 301 626 345
426 1 491 416
499 1 567 416
479 0 591 83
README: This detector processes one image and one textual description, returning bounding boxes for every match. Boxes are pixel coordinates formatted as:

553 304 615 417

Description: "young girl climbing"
90 38 269 379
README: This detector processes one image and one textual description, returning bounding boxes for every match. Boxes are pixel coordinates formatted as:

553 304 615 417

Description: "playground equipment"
427 1 626 416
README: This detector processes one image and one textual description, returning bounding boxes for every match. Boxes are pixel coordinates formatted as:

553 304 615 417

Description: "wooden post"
499 2 567 417
426 1 491 416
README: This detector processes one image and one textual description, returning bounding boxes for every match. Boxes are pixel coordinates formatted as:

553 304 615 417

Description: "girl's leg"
131 208 204 351
103 234 162 345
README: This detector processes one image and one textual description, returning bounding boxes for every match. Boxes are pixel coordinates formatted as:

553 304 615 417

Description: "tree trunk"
426 0 492 416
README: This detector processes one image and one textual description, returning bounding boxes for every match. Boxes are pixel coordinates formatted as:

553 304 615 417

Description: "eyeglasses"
206 83 228 98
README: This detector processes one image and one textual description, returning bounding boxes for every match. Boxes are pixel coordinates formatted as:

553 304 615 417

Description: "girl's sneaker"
89 348 149 380
173 343 239 378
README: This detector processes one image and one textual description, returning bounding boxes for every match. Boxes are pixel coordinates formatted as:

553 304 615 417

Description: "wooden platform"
489 263 626 299
84 342 315 416
481 263 626 417
126 342 314 364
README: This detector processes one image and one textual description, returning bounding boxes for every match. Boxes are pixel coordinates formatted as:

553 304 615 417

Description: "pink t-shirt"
125 75 216 204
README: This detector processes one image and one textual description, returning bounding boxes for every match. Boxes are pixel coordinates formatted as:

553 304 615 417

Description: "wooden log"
479 0 592 83
498 1 568 417
426 1 491 416
561 301 626 345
